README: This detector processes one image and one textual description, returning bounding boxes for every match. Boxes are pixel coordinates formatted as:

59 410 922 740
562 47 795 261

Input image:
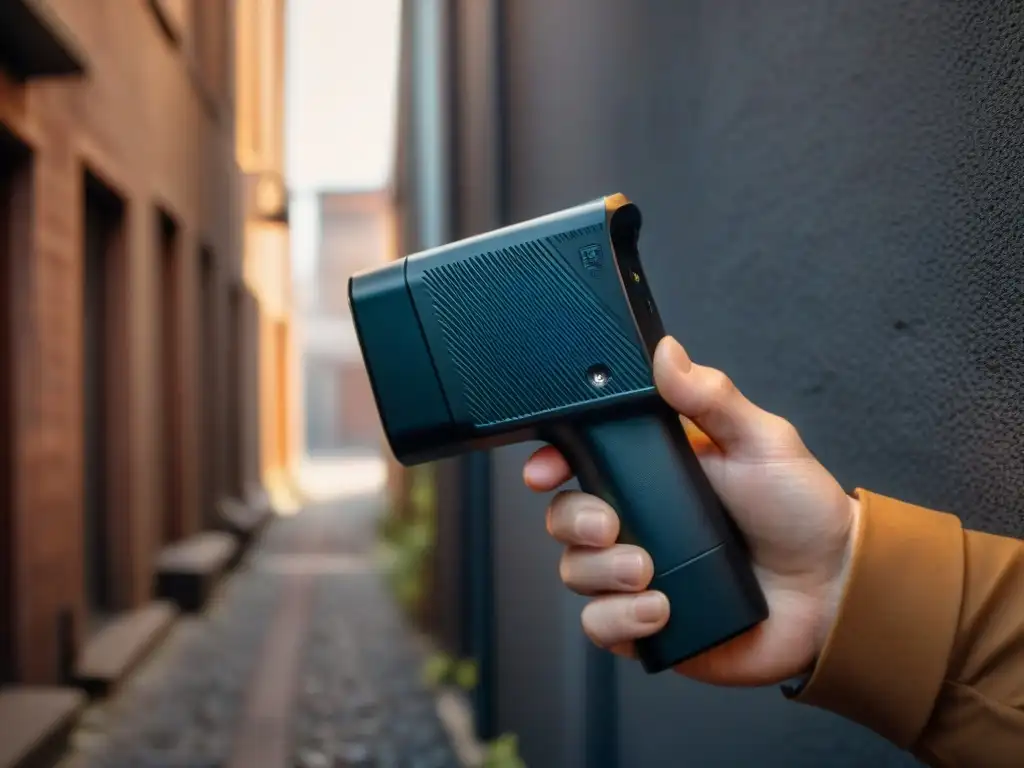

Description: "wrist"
811 493 862 662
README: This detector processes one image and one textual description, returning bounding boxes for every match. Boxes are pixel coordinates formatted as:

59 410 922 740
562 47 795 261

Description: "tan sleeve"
791 489 1024 767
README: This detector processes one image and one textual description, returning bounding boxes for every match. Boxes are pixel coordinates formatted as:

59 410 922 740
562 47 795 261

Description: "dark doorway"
0 126 31 685
198 246 218 527
157 210 181 545
82 171 123 634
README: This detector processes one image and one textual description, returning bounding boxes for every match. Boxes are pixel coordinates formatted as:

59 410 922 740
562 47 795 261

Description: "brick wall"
0 0 243 683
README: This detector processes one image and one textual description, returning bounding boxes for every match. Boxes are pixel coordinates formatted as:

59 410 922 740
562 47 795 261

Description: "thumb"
652 336 781 454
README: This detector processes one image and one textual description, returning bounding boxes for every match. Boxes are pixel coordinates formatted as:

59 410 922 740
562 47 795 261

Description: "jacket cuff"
789 488 965 749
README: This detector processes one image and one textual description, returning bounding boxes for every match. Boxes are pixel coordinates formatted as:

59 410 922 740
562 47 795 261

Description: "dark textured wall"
490 1 1024 766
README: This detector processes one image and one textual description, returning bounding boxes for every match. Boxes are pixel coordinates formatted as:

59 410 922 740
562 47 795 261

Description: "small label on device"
578 243 604 275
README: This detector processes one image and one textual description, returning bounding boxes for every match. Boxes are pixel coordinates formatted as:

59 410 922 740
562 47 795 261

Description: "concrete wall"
402 1 1024 766
0 0 244 683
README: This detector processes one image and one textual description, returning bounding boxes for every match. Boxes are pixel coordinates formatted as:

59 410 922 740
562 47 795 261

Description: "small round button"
587 364 611 388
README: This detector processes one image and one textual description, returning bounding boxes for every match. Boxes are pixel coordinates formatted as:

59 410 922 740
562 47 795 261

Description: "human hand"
523 336 860 686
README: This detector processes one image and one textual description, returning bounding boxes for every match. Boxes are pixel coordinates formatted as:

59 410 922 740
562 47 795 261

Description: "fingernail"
574 511 608 544
634 592 668 623
613 553 646 586
523 462 542 485
661 336 692 373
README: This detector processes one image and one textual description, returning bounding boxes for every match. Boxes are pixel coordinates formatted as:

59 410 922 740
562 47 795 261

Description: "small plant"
378 464 437 612
421 652 480 692
452 657 479 690
408 463 437 518
422 651 455 687
483 733 526 768
386 471 526 766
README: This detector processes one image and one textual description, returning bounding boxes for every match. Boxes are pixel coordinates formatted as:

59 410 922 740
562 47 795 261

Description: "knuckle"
704 368 736 404
767 414 802 445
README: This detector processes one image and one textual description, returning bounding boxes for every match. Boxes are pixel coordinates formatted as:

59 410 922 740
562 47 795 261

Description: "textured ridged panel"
421 238 649 426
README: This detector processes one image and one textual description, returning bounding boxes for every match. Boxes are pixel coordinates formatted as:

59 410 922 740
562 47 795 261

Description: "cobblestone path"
68 475 460 768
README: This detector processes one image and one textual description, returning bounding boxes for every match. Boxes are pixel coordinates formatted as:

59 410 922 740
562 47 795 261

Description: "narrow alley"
4 1 1023 767
65 456 462 768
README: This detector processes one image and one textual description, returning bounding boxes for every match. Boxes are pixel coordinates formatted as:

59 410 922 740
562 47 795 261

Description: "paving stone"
292 568 460 767
69 492 459 768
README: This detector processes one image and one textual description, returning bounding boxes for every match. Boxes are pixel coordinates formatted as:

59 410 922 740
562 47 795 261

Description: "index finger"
523 445 574 492
523 421 718 494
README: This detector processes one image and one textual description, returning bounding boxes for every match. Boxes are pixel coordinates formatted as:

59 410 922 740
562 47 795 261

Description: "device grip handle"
549 405 768 674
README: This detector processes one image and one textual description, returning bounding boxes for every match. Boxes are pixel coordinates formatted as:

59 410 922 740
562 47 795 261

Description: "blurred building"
285 0 401 458
235 0 301 510
295 189 394 455
0 0 290 752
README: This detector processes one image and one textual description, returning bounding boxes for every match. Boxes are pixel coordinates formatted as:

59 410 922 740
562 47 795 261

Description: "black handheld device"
348 193 768 673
